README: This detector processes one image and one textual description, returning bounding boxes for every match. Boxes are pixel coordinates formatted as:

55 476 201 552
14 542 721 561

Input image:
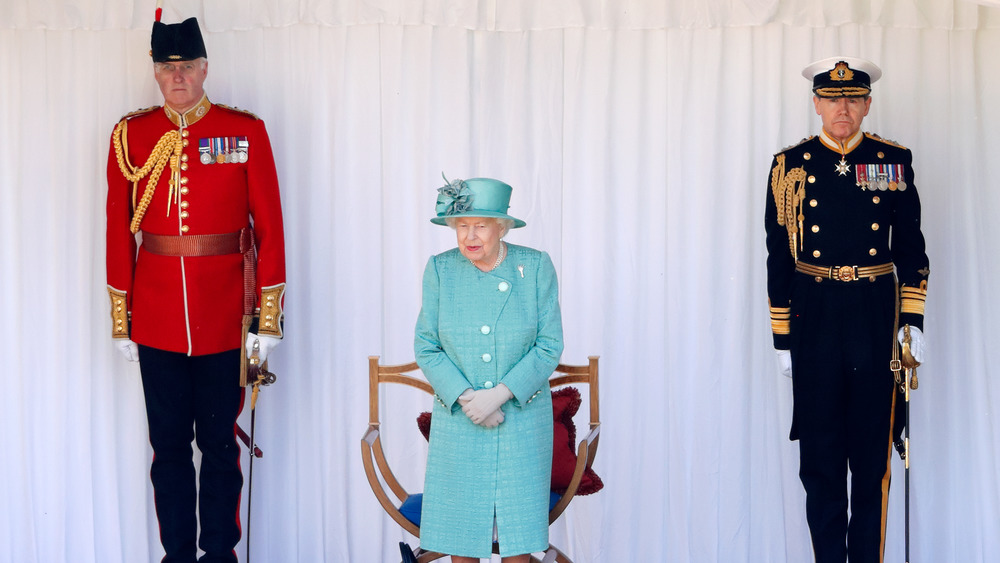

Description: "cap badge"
830 62 854 82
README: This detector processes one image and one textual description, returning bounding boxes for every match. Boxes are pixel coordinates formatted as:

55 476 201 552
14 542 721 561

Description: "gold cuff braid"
108 286 129 339
769 303 791 335
257 284 285 338
900 284 927 316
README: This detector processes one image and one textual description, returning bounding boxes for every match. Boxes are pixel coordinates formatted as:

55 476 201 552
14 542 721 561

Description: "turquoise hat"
431 175 526 228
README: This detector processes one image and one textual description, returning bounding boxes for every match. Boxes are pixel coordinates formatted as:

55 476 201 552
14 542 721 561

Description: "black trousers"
139 345 245 563
789 275 898 563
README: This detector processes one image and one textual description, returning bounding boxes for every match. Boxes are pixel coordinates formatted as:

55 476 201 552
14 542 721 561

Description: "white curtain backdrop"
2 1 999 561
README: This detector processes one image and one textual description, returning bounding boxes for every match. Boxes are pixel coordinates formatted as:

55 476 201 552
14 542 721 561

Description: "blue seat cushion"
398 492 563 527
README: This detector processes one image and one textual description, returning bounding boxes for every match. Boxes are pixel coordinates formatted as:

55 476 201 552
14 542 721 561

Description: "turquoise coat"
414 243 564 558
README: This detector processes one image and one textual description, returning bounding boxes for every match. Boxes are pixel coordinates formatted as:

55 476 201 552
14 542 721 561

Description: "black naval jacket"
765 130 929 350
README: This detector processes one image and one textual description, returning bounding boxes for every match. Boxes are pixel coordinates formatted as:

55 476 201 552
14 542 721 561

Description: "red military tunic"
107 95 286 356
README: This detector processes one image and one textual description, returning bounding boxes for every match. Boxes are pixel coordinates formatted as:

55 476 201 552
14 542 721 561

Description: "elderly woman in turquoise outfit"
414 176 564 562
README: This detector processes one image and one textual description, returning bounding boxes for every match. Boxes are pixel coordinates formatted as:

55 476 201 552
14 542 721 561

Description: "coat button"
482 353 492 362
181 225 190 233
811 225 819 233
809 199 818 207
869 248 877 256
807 175 816 183
871 223 879 231
812 250 821 258
498 282 510 292
484 381 494 389
481 325 491 334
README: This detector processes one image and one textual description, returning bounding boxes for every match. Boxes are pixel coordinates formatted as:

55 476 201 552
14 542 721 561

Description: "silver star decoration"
835 158 851 176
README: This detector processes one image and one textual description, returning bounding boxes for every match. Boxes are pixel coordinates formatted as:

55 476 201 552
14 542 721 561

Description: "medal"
835 157 851 176
237 138 249 163
199 138 212 165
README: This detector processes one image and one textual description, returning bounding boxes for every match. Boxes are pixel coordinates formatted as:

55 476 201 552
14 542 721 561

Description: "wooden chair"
361 355 601 563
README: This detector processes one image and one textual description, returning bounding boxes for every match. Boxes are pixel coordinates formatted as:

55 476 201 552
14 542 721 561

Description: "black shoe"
399 542 419 563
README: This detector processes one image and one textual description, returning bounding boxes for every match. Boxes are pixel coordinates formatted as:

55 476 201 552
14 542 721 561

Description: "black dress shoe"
399 542 419 563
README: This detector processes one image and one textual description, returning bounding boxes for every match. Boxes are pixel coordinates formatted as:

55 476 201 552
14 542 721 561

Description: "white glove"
457 388 505 427
478 408 505 428
114 339 139 362
898 326 925 364
775 349 792 378
462 384 514 425
245 333 281 364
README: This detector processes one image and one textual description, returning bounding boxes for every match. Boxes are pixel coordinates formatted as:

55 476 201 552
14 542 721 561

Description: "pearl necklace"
472 242 506 272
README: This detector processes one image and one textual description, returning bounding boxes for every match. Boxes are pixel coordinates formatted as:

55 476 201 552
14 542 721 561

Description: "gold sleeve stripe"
900 286 927 316
769 305 791 335
107 285 130 339
257 283 285 338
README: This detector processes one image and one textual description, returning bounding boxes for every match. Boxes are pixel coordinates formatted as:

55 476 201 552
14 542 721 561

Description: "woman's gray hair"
444 216 514 237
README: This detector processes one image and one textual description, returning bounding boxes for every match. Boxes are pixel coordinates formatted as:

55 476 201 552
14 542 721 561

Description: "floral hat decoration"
431 173 526 228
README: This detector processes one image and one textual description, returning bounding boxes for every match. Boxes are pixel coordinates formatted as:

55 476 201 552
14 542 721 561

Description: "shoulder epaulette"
118 105 160 122
214 103 261 120
775 136 815 156
864 132 907 150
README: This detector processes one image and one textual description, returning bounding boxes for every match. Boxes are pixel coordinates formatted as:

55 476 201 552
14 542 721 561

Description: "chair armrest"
549 422 602 524
360 424 422 537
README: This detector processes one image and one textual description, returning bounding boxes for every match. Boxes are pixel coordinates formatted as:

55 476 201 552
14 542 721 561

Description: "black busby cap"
150 17 207 62
802 57 882 98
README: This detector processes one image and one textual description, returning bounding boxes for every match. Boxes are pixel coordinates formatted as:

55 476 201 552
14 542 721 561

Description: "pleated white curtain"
2 1 1000 562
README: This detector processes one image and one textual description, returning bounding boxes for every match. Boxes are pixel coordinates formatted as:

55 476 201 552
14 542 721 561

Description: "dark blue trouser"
139 345 245 563
789 275 899 563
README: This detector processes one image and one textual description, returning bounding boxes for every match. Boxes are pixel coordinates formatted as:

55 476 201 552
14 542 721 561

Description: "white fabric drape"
2 1 999 562
4 0 1000 30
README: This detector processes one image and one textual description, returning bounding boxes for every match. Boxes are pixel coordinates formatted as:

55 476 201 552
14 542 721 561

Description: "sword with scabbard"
244 340 276 563
234 225 278 563
893 325 920 563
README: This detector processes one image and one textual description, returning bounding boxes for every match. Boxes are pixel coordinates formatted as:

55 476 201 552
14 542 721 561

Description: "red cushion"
416 386 603 496
549 387 603 495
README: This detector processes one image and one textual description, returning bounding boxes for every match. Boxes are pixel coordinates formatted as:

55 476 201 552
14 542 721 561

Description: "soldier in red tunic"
105 15 285 563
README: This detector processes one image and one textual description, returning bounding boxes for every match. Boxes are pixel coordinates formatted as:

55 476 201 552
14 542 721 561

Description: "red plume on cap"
155 0 163 22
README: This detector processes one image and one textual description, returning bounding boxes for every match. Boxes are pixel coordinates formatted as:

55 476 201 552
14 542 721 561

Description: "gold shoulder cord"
112 119 183 233
770 153 807 260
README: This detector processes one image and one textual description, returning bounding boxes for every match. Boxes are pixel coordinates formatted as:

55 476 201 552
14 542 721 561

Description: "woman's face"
455 217 504 267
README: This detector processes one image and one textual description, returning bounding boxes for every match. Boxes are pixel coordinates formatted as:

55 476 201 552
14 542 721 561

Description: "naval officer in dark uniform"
106 14 286 563
764 57 929 563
